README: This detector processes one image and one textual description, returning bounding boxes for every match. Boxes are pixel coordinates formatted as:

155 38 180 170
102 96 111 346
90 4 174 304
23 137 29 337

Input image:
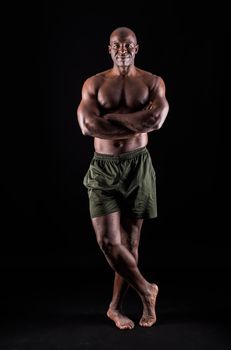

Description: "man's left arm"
104 77 169 133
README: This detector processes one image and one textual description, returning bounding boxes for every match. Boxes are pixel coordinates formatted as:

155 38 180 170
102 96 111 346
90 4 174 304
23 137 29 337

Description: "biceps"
149 96 167 110
77 100 101 134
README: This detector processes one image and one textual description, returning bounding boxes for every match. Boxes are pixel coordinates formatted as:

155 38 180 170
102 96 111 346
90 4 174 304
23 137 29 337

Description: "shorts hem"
90 209 157 220
90 208 120 219
130 213 158 220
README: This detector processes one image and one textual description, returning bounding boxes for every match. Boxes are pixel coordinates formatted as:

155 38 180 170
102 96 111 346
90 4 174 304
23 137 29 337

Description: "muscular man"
77 27 169 330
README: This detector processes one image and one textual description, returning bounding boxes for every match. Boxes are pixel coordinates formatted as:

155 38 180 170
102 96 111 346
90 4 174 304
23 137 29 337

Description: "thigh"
120 216 143 250
92 211 122 246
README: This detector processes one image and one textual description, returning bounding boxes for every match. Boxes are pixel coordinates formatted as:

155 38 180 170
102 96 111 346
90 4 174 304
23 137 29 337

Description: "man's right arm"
77 77 136 140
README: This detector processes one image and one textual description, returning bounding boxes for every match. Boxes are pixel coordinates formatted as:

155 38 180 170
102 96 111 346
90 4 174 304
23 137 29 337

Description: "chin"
116 58 131 65
117 61 130 67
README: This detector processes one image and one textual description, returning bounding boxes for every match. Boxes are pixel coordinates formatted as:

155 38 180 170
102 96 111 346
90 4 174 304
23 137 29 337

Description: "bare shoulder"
136 68 164 87
82 74 101 88
81 73 105 97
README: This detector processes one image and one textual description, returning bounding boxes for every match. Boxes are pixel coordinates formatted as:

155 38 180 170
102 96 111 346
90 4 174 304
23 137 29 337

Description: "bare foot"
107 308 135 330
139 283 159 327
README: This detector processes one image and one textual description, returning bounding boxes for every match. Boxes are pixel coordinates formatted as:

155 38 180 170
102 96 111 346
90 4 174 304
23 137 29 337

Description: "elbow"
77 117 94 137
81 126 93 137
81 127 90 136
153 104 169 130
154 122 162 130
153 116 166 130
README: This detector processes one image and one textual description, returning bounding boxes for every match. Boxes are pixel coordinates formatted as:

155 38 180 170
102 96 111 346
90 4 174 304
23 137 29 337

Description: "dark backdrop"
2 4 229 291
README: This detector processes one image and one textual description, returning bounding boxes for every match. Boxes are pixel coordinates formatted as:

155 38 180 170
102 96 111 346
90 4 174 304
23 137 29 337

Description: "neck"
112 65 136 77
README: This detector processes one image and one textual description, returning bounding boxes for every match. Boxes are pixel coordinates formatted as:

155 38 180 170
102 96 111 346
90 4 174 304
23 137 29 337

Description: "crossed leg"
92 211 158 330
106 215 142 329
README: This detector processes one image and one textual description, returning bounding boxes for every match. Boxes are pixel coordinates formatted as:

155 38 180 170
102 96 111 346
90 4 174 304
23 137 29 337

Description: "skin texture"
77 27 169 329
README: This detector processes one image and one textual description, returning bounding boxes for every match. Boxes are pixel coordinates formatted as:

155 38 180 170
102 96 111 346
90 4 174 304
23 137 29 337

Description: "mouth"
116 55 130 61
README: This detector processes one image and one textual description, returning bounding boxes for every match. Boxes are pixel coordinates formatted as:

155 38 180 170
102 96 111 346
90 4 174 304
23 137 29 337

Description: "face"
109 32 138 67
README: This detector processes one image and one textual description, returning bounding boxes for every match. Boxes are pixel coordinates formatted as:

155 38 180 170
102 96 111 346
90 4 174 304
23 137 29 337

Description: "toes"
119 323 134 330
139 318 156 327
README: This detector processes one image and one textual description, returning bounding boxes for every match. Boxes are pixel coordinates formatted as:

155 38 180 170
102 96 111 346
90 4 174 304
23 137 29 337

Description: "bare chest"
97 77 149 111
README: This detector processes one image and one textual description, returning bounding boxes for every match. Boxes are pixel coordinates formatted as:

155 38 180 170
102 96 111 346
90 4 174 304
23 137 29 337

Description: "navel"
113 141 124 148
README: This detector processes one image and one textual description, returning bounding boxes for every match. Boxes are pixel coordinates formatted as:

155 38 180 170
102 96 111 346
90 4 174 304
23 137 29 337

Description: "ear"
108 45 111 54
135 44 139 54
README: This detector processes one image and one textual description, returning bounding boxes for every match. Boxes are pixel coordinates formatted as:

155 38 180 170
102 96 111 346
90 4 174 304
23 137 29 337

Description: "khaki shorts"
83 147 157 219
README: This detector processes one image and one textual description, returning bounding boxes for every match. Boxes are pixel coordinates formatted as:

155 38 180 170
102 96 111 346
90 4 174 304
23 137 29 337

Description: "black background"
2 0 229 300
1 2 230 349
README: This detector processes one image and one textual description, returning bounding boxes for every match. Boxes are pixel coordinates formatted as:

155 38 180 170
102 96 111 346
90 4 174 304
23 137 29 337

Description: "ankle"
109 302 116 309
142 283 153 298
109 301 121 311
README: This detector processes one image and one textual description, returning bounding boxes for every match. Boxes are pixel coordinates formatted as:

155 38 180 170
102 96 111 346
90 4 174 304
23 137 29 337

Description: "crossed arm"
77 76 169 140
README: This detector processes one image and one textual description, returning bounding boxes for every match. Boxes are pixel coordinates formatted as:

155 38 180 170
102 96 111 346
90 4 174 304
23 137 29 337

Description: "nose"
119 44 127 54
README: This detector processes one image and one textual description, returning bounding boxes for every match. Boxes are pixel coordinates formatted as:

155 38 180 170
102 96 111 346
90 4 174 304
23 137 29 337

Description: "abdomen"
94 133 148 155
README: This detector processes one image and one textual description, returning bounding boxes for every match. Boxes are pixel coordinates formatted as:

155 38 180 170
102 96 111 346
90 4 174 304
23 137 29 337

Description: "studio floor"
0 271 230 350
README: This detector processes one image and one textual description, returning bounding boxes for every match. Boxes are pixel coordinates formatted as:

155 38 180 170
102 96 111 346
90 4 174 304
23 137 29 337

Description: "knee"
97 236 117 255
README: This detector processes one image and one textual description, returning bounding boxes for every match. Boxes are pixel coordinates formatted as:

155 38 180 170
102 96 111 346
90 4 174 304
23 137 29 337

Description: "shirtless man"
77 27 169 330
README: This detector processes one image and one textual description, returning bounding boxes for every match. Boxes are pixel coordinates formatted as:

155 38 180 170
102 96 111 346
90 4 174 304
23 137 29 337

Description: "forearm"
104 102 169 132
104 110 157 133
82 116 136 140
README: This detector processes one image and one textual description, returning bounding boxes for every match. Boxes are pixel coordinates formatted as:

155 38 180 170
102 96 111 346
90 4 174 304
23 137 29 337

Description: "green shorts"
83 146 157 219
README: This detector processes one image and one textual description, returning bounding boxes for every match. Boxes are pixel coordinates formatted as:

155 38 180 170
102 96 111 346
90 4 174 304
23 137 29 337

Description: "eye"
127 43 135 49
111 43 119 49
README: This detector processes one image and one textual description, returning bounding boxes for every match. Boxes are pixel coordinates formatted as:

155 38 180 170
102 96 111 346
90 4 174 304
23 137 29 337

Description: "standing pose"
77 26 169 330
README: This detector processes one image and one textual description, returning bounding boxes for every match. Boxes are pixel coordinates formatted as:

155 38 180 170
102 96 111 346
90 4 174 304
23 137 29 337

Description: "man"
77 27 169 330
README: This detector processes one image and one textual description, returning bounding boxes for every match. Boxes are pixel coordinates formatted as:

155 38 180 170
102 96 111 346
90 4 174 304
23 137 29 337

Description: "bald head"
110 27 137 44
108 27 139 70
